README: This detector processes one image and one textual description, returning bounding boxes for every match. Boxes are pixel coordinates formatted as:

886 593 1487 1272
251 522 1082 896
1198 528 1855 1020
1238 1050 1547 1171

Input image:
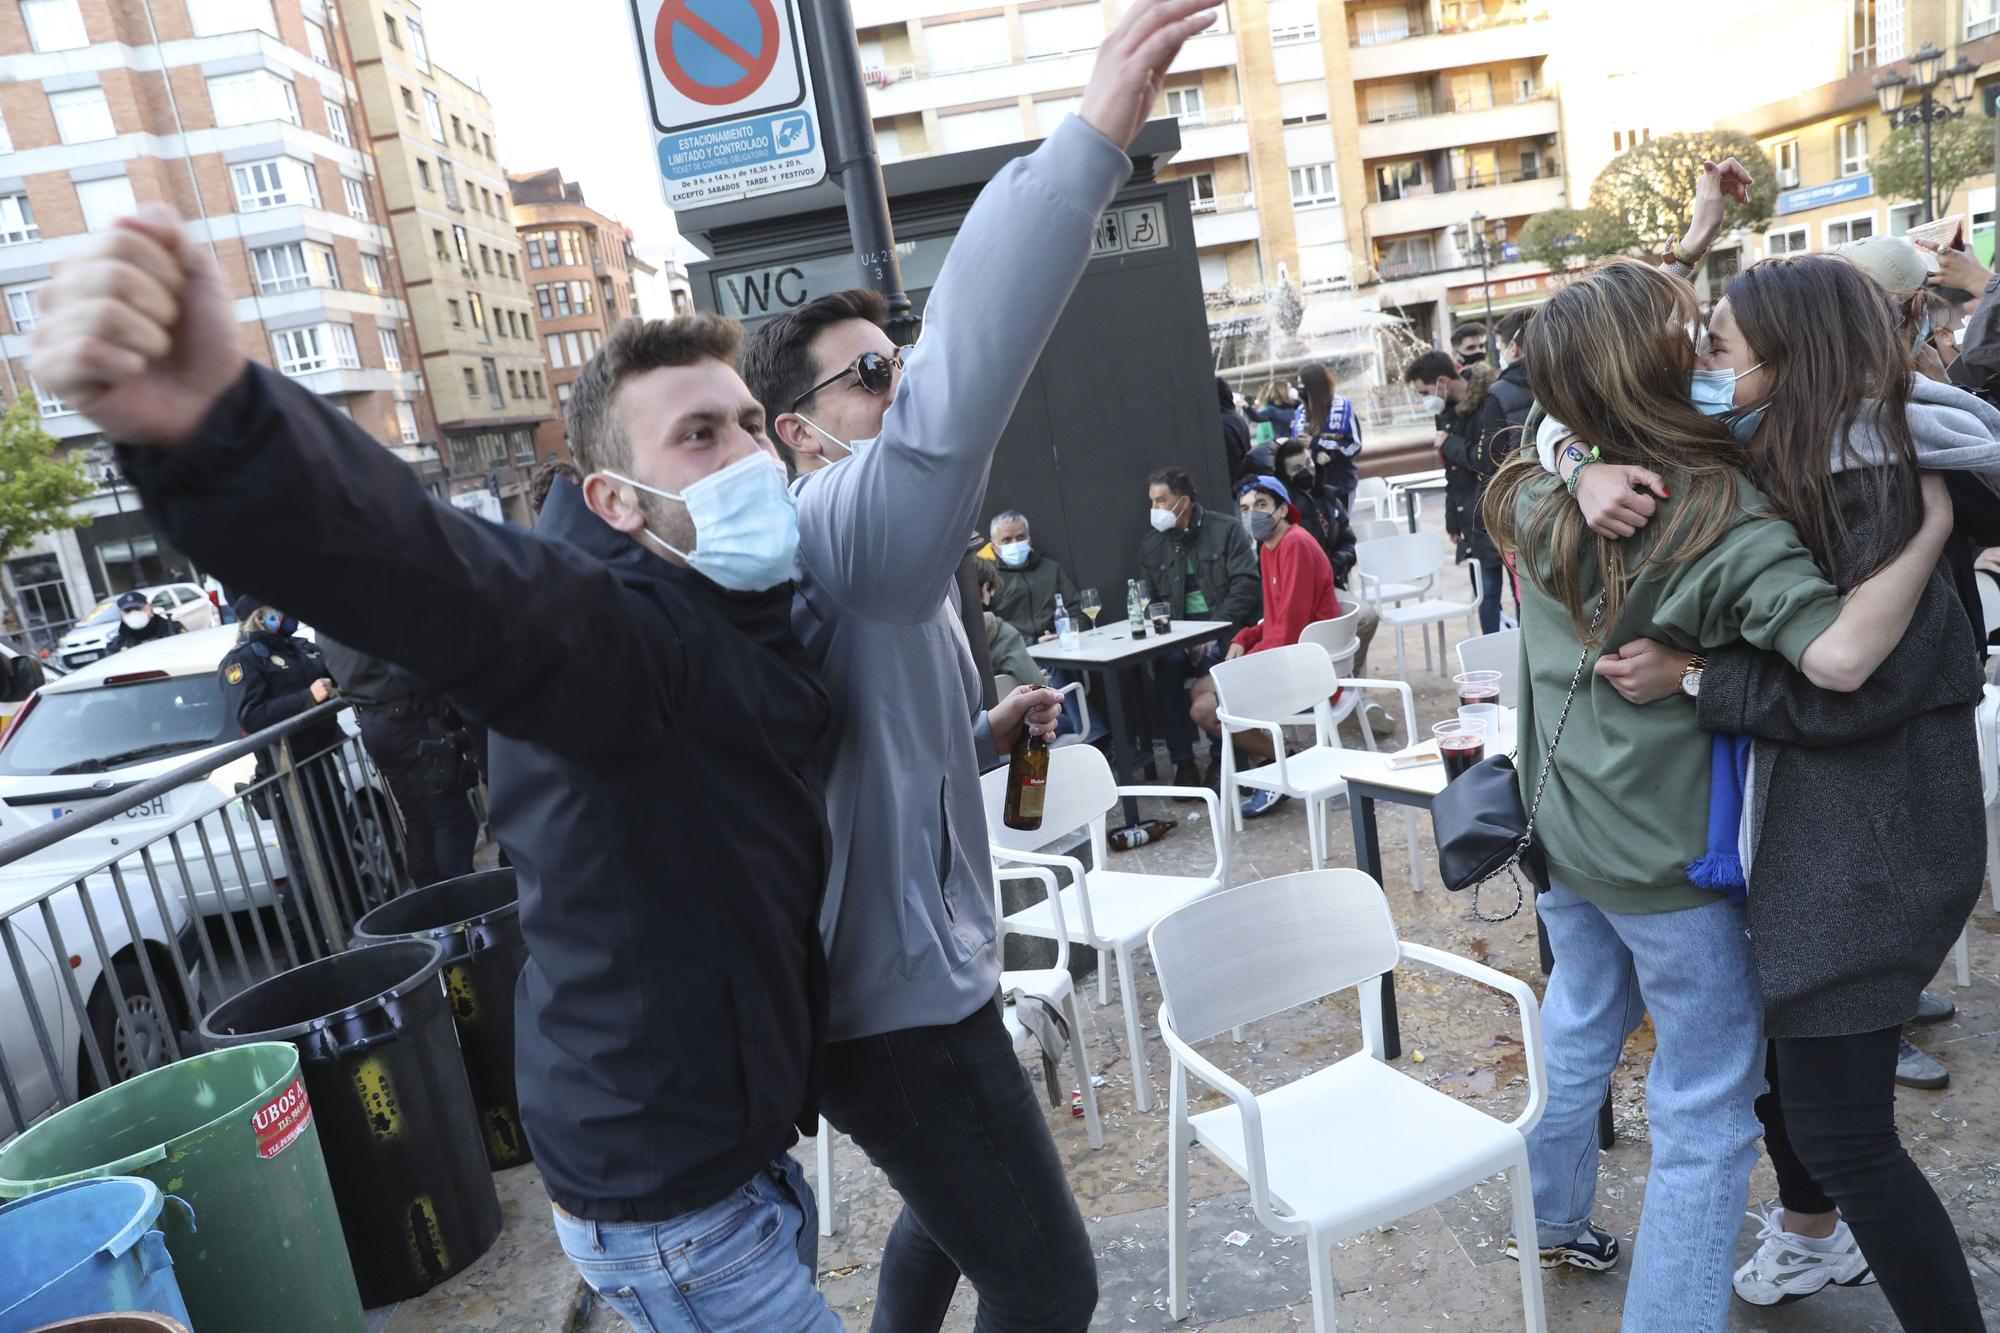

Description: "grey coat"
1698 469 1986 1038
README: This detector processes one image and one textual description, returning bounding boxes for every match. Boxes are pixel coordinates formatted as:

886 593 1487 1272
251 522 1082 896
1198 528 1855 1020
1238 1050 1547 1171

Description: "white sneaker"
1732 1208 1877 1307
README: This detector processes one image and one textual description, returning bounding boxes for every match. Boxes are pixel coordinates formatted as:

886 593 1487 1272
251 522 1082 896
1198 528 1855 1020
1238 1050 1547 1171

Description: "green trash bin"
0 1042 365 1333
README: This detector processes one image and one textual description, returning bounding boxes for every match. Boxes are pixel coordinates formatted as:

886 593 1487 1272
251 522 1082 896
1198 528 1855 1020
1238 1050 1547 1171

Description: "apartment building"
339 0 552 523
507 167 656 461
853 0 1567 371
0 0 432 645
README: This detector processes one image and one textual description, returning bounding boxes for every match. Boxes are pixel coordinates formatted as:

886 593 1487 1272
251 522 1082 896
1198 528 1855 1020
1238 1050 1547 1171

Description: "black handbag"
1432 599 1601 923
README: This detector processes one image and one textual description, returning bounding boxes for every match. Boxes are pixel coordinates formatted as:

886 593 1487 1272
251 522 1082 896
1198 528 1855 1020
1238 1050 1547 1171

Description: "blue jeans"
551 1155 841 1332
1529 883 1764 1333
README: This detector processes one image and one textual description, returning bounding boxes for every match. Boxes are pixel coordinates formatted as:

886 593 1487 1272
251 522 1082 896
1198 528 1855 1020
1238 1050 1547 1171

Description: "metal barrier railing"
0 701 417 1140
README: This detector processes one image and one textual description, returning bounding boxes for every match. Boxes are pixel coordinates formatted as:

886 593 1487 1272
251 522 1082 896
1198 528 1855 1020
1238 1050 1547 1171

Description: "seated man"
984 510 1080 643
1190 476 1338 818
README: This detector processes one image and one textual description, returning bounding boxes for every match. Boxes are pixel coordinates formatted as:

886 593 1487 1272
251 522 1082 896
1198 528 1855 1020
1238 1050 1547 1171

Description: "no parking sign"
628 0 827 209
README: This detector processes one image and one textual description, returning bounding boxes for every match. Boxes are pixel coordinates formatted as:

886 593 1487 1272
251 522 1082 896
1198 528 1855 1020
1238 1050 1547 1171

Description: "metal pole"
1479 233 1495 359
800 0 920 346
1923 92 1938 224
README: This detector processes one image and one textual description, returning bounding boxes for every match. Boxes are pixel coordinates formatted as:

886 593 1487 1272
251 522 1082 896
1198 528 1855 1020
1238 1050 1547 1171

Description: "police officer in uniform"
220 600 355 953
110 590 184 653
318 635 477 888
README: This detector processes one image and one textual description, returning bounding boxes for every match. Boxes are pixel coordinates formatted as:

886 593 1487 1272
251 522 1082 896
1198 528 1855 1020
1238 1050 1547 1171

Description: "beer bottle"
1004 726 1052 831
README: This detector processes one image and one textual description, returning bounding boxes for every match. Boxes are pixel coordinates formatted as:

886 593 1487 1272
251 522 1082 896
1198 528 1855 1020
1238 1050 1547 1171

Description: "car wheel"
80 958 189 1095
348 790 402 912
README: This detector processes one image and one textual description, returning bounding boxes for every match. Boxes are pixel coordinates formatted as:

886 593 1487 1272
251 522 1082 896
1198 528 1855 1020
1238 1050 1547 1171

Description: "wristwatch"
1662 240 1707 270
1680 653 1708 697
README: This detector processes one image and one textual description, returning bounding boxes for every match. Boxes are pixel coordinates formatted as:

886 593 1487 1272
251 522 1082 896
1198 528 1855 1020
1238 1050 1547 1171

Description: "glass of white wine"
1079 587 1102 634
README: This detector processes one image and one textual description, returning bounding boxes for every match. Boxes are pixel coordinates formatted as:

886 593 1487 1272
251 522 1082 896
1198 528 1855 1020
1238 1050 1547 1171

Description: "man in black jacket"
33 216 845 1328
1141 465 1261 787
109 590 184 653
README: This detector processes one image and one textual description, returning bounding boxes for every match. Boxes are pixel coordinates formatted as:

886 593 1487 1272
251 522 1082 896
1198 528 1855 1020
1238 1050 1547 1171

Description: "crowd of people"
20 1 1998 1318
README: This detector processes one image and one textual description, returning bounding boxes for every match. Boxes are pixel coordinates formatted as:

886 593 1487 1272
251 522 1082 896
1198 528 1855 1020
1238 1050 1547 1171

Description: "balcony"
865 30 1237 119
1192 193 1260 248
1364 167 1564 235
1348 13 1551 82
1357 89 1558 159
1172 107 1250 164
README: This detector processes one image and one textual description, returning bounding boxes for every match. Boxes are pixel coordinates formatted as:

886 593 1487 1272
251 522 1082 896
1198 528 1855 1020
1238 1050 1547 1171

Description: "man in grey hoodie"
741 2 1223 1327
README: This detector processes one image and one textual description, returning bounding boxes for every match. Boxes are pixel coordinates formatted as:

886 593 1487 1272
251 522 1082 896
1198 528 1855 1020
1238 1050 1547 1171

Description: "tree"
1589 131 1779 245
0 395 94 637
1873 114 1989 223
1517 207 1635 271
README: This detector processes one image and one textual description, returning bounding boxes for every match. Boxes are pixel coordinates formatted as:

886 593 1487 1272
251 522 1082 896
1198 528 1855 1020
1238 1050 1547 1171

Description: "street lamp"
1873 43 1981 223
1465 212 1498 362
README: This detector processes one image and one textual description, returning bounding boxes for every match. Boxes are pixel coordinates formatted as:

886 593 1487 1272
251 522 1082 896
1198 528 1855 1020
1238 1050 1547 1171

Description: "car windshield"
0 675 234 777
75 602 118 629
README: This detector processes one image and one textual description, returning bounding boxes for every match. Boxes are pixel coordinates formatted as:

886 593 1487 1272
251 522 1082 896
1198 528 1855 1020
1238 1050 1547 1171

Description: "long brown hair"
1723 254 1920 586
1299 362 1335 439
1482 258 1749 642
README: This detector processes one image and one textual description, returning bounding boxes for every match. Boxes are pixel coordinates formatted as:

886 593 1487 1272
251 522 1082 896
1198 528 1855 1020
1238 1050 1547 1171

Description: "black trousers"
356 706 476 888
1755 1029 1986 1330
820 999 1097 1333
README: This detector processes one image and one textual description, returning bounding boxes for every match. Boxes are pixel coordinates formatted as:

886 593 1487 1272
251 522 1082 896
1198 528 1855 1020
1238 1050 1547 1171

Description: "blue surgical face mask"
1911 309 1934 354
258 610 296 635
604 452 800 593
797 412 867 462
1691 364 1767 443
996 540 1031 568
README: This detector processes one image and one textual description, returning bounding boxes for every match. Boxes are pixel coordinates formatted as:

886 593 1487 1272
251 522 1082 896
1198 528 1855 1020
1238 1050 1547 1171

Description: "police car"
0 626 395 1135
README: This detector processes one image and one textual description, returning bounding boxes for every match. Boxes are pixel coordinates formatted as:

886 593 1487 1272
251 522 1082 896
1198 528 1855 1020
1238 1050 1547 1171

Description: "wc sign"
627 0 827 209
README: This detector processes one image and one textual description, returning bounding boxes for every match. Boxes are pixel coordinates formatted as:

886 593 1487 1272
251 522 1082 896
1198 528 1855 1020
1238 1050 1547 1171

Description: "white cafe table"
1027 619 1237 824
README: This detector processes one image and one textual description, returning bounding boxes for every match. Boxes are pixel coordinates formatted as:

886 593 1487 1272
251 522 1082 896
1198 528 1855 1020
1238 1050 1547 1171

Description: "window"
341 176 370 221
416 159 433 189
1353 5 1412 44
507 253 519 280
572 279 594 313
463 366 478 395
1279 82 1329 126
407 19 430 73
924 15 1008 73
1877 0 1905 64
0 195 40 246
1164 85 1205 123
481 132 494 159
560 230 583 265
545 333 564 369
1270 19 1318 43
1377 234 1436 278
557 382 573 408
1766 226 1808 256
6 285 43 332
273 325 327 374
251 242 312 292
361 253 383 292
231 158 316 210
1019 3 1100 60
1180 171 1216 209
533 371 544 397
328 321 359 368
304 18 330 64
75 175 135 232
208 71 300 127
448 299 463 326
1889 201 1922 235
402 87 418 118
505 369 518 398
451 224 470 266
1363 82 1425 123
478 245 491 273
1448 70 1493 112
1971 0 2000 40
1290 163 1337 206
424 91 446 143
0 106 10 154
50 87 114 144
553 283 572 317
937 105 1019 154
1839 119 1869 177
468 292 486 331
439 161 461 210
535 283 553 318
450 115 462 144
1774 139 1800 189
481 357 502 407
325 102 351 146
378 327 402 371
396 399 420 443
1850 0 1875 70
32 379 74 417
563 331 582 364
383 13 400 45
581 329 599 358
22 0 89 52
1825 215 1875 247
432 228 449 260
527 235 545 268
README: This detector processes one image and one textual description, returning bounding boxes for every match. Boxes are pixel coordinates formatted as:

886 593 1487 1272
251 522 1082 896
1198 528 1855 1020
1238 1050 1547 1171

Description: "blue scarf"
1687 732 1753 900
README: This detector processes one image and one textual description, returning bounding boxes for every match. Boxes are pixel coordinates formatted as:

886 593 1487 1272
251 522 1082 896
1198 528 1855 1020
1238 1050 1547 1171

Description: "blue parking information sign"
628 0 827 209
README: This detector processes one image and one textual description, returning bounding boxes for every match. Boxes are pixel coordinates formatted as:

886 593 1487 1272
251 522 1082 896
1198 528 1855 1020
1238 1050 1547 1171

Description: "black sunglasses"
792 349 909 413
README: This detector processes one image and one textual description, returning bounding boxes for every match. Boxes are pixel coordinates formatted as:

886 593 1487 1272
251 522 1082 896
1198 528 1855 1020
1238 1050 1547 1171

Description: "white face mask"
122 611 150 630
603 452 801 593
1148 507 1178 533
1421 394 1447 416
796 412 866 461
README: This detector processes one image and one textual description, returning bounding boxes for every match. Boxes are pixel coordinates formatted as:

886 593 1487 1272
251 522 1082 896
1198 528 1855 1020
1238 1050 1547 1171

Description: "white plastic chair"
1210 644 1421 885
1959 684 2000 989
1355 533 1477 677
1350 516 1402 544
1455 628 1522 709
1353 533 1433 617
1353 476 1394 522
1982 578 2000 684
1150 870 1548 1333
815 860 1103 1237
997 674 1092 749
986 743 1228 1113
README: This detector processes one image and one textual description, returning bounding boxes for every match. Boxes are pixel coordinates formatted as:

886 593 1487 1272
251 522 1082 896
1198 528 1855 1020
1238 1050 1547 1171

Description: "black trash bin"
352 869 530 1169
199 941 503 1308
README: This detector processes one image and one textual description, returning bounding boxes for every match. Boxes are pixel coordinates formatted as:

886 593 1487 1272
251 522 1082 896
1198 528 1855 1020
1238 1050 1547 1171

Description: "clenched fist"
29 205 246 448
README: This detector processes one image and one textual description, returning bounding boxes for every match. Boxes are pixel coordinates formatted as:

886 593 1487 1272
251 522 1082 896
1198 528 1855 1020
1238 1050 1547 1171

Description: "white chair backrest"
1354 477 1390 510
994 673 1021 696
1356 532 1448 586
1150 870 1400 1044
1351 517 1401 544
1298 608 1361 668
1209 643 1341 726
1982 576 2000 638
1979 684 2000 809
1455 628 1522 708
981 741 1119 854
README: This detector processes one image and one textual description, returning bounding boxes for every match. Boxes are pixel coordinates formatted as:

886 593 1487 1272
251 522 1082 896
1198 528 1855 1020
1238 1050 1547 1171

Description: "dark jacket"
1138 505 1262 634
1698 469 1985 1038
1221 409 1251 482
122 366 832 1223
1438 364 1502 562
1286 475 1358 589
111 613 183 654
218 625 346 771
989 547 1079 642
318 636 428 708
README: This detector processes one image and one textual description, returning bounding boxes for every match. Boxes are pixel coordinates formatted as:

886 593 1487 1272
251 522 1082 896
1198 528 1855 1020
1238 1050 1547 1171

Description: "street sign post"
627 0 827 209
